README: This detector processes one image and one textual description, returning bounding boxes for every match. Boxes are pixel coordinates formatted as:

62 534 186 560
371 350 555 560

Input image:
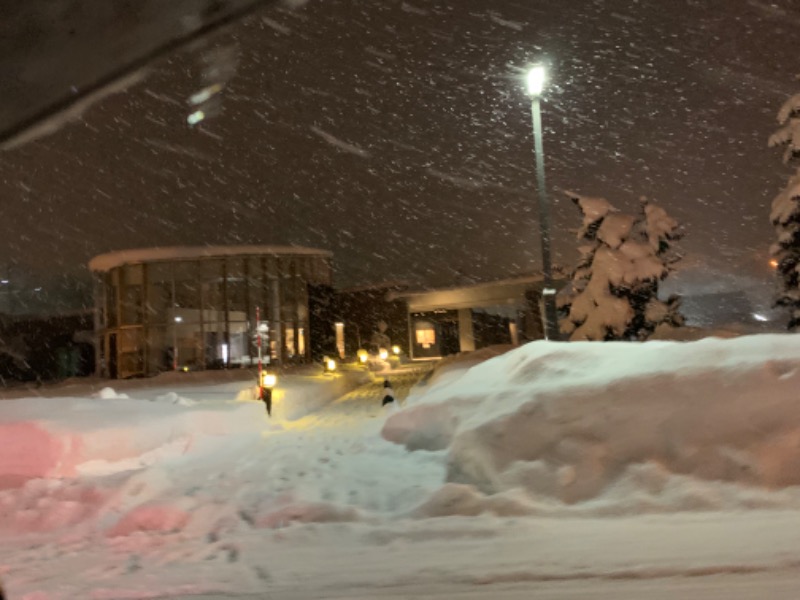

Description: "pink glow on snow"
0 422 82 487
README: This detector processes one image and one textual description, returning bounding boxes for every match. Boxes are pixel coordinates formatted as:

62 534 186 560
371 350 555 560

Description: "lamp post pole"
527 65 559 341
173 315 182 370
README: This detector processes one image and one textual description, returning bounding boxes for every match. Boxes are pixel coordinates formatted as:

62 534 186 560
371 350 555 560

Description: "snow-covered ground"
4 337 800 599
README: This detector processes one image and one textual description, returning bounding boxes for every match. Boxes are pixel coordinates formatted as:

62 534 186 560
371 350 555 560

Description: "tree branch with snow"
769 86 800 330
558 194 684 341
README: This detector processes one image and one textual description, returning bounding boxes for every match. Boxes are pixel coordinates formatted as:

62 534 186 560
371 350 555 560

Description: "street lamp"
526 64 559 341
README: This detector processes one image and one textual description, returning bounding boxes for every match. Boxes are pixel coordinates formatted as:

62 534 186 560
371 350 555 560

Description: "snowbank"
384 334 800 512
0 368 368 487
649 323 741 341
424 345 514 386
0 394 265 487
8 339 800 598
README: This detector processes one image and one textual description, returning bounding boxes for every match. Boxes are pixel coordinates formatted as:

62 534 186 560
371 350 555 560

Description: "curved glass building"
89 245 333 378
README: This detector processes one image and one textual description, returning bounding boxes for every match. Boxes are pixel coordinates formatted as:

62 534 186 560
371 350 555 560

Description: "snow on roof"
89 245 333 272
389 274 546 301
338 281 414 294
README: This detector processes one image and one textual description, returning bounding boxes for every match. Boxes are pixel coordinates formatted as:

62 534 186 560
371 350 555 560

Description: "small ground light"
392 345 401 355
261 371 277 388
357 349 368 363
379 348 389 360
770 258 779 269
325 358 337 372
258 370 276 416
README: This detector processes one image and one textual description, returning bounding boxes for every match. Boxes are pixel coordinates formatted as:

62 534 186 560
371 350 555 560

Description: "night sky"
1 0 798 311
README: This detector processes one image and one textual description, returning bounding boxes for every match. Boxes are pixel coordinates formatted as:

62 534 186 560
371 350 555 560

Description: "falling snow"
309 125 372 159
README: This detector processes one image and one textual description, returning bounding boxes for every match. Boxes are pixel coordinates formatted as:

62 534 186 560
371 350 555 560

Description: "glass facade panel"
173 261 202 319
145 263 172 326
200 260 224 315
105 274 117 328
226 257 248 313
120 264 144 325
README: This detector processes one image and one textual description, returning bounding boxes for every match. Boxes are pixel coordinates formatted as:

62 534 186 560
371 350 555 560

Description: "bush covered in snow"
768 91 800 329
558 193 683 341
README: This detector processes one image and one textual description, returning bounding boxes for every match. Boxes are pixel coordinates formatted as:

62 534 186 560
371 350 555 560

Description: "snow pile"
417 345 514 388
0 368 401 543
7 344 800 598
366 357 391 372
95 386 129 399
0 395 265 486
384 334 800 513
153 391 197 406
94 386 196 406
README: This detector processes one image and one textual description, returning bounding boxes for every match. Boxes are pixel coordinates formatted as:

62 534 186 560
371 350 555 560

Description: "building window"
415 327 435 348
285 323 295 357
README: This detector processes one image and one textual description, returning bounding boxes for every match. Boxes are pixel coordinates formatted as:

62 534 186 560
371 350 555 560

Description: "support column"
94 276 105 377
407 311 414 360
198 262 206 370
457 308 475 352
142 263 149 375
114 269 123 377
244 258 251 363
509 320 520 346
271 275 282 365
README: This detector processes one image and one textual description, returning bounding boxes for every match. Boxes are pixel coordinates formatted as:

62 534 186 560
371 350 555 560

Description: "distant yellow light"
182 366 189 372
392 345 401 355
379 348 389 360
326 358 337 372
261 372 277 388
357 349 368 363
770 258 779 269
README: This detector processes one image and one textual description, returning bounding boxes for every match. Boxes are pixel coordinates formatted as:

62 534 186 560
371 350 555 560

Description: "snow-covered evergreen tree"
558 194 683 341
768 91 800 329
